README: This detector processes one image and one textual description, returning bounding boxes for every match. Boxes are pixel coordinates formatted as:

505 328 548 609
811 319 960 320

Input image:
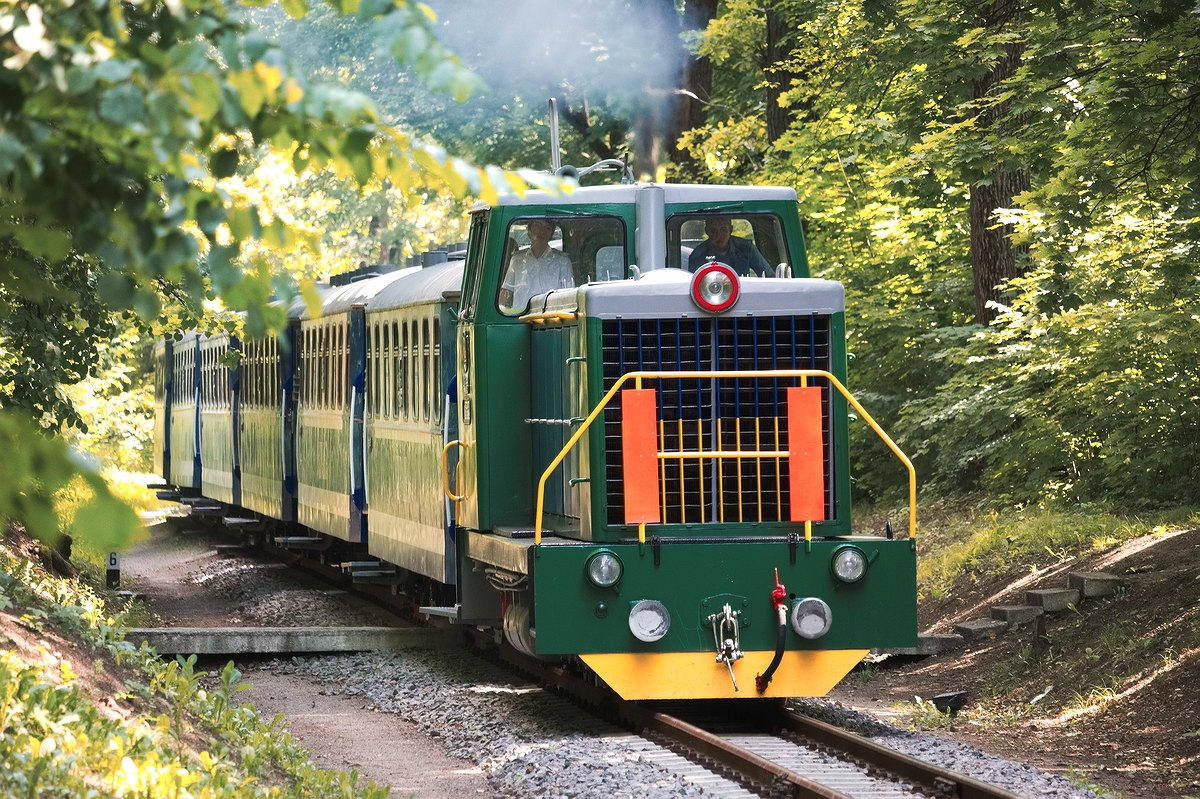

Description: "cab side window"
496 216 626 315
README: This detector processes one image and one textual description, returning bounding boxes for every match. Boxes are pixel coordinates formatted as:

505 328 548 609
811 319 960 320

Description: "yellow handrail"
533 369 917 545
441 440 465 502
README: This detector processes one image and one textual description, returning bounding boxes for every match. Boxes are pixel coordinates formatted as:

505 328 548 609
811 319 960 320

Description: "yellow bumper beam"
580 649 869 700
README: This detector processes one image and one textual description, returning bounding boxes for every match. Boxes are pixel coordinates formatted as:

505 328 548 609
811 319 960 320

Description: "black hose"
755 606 788 693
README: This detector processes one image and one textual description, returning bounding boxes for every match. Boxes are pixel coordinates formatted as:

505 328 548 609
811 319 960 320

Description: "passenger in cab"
501 219 575 310
688 217 771 277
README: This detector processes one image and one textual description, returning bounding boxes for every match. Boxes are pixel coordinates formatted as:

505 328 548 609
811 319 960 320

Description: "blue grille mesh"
601 316 834 526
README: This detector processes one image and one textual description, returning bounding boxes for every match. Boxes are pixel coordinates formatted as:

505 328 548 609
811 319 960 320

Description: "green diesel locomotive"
153 176 918 700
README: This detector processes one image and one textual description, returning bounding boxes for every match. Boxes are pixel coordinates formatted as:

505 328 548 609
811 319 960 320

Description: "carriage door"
348 304 368 543
454 210 488 531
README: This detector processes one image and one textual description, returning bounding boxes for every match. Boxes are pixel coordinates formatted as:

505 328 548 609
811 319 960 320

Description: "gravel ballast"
251 650 1106 799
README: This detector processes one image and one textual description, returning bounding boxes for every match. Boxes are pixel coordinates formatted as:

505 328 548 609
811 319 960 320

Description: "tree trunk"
764 4 796 144
970 168 1031 323
667 0 718 172
968 0 1031 325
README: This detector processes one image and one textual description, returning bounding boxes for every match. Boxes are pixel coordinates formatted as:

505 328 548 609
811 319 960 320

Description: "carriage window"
432 318 441 424
399 322 408 419
305 329 313 408
270 337 278 407
337 322 345 410
497 216 626 315
427 316 436 419
667 213 790 277
246 342 256 408
409 320 419 418
325 325 333 409
376 322 385 419
257 342 263 408
341 322 348 410
393 321 403 420
319 326 325 407
314 326 323 408
371 324 379 416
244 342 254 408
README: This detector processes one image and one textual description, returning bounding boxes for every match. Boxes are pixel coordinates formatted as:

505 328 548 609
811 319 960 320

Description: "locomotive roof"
484 182 797 209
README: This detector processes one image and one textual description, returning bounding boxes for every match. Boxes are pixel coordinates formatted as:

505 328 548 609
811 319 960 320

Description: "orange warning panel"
621 388 661 524
787 386 825 521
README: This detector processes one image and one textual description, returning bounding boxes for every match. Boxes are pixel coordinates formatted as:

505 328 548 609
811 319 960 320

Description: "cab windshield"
666 212 790 277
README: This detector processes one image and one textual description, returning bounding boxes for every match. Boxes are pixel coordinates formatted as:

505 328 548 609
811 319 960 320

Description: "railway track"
637 704 1027 799
141 515 1030 798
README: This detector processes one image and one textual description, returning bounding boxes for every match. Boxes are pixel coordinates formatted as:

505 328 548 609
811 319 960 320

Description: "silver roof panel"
576 270 843 319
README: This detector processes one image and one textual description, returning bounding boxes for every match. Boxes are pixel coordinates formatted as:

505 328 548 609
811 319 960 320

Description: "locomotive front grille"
601 316 835 527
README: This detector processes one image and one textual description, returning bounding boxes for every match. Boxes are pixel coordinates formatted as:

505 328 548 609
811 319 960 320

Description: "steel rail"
772 706 1027 799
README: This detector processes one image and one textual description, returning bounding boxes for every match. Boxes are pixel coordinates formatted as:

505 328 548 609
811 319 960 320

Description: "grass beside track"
0 524 389 799
858 496 1200 601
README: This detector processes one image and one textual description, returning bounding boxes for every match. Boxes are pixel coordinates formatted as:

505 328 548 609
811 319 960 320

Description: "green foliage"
684 0 1200 507
0 412 141 549
61 329 156 473
1 0 558 547
226 148 472 281
1 0 517 368
898 695 956 730
0 248 119 432
905 201 1200 504
911 503 1198 602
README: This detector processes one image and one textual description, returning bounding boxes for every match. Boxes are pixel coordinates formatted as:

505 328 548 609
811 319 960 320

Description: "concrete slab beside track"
127 626 460 656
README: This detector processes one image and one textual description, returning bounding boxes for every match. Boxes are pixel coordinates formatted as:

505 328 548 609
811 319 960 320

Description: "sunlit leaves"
0 555 389 798
685 0 1198 506
903 200 1200 505
0 412 140 548
280 0 309 17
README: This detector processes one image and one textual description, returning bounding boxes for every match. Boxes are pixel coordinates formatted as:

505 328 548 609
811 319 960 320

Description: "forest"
1 0 1198 549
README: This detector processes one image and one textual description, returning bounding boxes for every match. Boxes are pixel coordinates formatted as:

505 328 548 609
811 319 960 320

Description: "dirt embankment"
828 526 1200 798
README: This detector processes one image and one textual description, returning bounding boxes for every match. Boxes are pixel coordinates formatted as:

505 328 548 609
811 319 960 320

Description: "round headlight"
831 546 868 583
585 551 623 588
690 262 740 313
790 597 833 639
628 599 671 642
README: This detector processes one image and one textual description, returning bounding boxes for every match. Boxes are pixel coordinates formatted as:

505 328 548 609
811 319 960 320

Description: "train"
151 167 918 701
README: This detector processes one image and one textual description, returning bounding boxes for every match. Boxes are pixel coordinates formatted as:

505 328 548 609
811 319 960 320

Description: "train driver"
687 216 771 277
500 219 575 311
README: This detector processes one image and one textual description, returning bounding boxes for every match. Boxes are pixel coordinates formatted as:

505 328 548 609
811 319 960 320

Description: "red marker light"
690 262 740 313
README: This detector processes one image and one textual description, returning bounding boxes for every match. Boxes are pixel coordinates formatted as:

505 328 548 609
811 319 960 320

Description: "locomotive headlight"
791 597 833 639
690 263 740 313
831 545 868 583
585 551 623 588
628 599 671 642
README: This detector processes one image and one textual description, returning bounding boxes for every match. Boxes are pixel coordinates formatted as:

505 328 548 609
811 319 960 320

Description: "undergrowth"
859 497 1200 601
0 530 389 798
